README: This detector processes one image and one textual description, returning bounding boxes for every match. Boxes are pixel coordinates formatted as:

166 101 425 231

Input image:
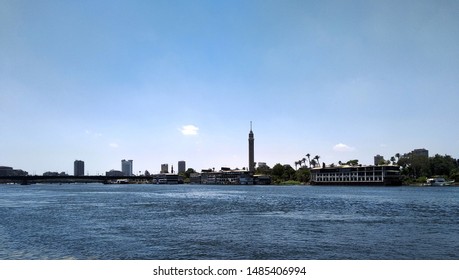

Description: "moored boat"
425 177 455 186
310 165 402 186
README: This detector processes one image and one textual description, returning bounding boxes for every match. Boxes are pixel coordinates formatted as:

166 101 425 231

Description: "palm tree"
302 158 306 167
314 155 320 167
294 161 299 170
395 153 401 165
306 154 311 168
310 159 317 168
390 156 396 165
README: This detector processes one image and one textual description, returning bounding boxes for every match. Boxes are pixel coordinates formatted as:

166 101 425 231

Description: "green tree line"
397 153 459 183
256 163 310 185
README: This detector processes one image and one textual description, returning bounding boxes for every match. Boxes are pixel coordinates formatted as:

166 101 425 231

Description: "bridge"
0 175 156 185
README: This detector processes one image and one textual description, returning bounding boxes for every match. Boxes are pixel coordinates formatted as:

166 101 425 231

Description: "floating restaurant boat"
310 165 402 186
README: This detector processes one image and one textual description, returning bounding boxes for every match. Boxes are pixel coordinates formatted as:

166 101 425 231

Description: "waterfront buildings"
310 165 402 186
106 170 124 176
178 161 186 174
153 173 180 184
74 160 85 176
185 123 271 185
190 167 271 185
43 171 68 176
121 159 133 176
0 166 28 176
248 122 255 172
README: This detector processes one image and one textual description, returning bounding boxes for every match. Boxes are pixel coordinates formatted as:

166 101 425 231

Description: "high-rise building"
248 122 255 172
374 155 385 165
411 148 429 158
258 162 267 168
74 160 85 176
161 164 169 174
121 159 133 176
178 161 186 174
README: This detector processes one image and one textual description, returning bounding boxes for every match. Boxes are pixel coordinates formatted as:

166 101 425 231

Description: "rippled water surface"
1 184 458 259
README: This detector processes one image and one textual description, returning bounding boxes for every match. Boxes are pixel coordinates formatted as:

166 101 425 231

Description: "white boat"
426 177 455 186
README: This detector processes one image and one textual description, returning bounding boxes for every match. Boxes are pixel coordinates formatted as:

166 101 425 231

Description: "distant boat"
425 177 455 186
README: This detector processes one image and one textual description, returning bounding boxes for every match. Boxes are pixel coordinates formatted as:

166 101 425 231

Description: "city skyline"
2 146 441 177
1 1 458 175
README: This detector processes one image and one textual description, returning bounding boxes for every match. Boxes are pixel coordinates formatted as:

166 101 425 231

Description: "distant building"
153 173 181 184
106 170 124 177
43 171 67 176
74 160 85 176
411 148 429 158
178 161 186 174
189 167 271 185
121 159 133 176
374 155 385 165
258 162 267 168
161 164 169 174
0 166 28 176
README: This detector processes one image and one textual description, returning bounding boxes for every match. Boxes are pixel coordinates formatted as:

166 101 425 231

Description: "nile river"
0 184 458 259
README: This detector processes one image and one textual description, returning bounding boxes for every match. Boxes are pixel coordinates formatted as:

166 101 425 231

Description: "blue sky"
1 0 458 175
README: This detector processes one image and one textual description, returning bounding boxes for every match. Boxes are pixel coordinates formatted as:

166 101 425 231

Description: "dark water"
0 184 458 260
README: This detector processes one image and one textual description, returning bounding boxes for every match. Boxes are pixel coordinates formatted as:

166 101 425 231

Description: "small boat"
426 177 455 186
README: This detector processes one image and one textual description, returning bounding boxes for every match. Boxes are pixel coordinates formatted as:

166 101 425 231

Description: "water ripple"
1 184 458 259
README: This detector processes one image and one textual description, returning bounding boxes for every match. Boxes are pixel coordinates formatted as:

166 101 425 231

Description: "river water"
0 184 458 260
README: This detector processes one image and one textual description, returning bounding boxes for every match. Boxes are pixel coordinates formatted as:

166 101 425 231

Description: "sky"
1 0 458 175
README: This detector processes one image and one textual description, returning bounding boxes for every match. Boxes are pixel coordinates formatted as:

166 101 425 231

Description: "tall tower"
248 121 255 172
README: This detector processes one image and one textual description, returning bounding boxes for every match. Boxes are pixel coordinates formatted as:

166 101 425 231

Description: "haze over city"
1 0 458 175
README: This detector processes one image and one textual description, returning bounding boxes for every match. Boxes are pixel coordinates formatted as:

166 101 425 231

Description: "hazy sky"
1 0 458 175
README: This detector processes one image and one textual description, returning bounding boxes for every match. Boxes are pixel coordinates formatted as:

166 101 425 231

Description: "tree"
399 153 429 178
395 153 401 163
272 163 284 178
256 164 271 175
295 167 311 183
306 154 311 168
429 154 457 177
271 163 298 183
346 159 359 166
282 165 296 181
314 155 321 167
184 168 196 179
